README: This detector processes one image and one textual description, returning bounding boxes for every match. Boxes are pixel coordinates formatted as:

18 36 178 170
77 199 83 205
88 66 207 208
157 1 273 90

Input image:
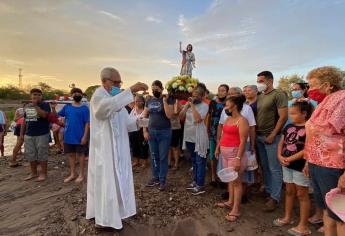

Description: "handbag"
246 151 258 171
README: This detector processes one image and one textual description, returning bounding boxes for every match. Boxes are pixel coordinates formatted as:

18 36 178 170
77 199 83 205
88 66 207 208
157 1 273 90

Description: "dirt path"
0 151 320 236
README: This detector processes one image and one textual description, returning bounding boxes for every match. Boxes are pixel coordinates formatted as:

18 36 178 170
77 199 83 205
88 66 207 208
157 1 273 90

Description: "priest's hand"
130 82 148 93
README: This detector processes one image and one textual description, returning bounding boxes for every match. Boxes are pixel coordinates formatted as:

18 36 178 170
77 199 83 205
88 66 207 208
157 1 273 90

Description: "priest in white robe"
86 67 148 230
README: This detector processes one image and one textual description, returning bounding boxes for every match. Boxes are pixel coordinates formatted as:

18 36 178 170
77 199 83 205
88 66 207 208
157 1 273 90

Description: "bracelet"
235 156 241 160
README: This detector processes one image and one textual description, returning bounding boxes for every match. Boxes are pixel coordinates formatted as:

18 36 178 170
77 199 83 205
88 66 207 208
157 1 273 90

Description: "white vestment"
86 87 137 229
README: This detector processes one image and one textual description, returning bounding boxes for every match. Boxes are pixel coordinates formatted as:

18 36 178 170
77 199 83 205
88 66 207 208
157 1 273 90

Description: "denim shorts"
309 163 344 222
282 167 309 187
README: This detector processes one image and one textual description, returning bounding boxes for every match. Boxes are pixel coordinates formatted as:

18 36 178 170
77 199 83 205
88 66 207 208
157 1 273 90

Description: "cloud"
98 10 124 23
178 14 189 32
178 0 345 74
0 58 25 67
39 75 62 82
145 16 162 23
159 59 179 68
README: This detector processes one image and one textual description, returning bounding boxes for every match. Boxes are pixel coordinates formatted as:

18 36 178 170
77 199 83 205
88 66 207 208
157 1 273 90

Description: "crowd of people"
1 65 344 236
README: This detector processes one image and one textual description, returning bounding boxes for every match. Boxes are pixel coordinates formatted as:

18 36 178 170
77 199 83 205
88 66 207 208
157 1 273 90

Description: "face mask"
193 99 202 105
225 109 232 116
110 86 121 96
257 83 268 93
73 95 82 102
153 91 161 98
291 90 303 99
308 89 326 104
218 96 226 102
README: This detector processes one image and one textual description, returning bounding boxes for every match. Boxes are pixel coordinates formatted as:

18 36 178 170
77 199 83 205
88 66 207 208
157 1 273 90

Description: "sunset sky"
1 0 344 93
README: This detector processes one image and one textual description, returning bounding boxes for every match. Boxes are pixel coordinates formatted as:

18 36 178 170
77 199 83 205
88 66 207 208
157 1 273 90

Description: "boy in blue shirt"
54 88 90 183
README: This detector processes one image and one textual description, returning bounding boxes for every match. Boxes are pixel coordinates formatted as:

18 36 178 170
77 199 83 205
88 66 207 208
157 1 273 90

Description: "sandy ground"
0 136 320 236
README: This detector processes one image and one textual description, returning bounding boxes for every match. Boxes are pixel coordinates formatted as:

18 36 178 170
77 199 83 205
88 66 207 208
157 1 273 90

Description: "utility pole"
18 68 23 88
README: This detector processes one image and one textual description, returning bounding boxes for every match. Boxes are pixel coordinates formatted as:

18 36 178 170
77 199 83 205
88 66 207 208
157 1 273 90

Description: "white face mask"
257 83 268 93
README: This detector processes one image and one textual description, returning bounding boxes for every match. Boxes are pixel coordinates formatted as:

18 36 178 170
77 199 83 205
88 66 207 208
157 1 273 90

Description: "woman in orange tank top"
214 95 249 222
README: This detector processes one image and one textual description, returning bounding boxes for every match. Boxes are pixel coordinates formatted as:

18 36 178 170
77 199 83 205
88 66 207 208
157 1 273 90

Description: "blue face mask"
110 86 121 96
291 90 303 99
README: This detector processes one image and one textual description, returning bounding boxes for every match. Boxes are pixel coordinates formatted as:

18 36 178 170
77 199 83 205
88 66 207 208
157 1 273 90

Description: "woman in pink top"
215 95 249 222
304 66 345 236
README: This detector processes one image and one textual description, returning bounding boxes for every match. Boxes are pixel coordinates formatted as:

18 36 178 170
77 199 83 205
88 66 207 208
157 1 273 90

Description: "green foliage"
85 85 100 100
0 85 30 100
341 70 345 88
0 83 67 100
277 74 305 98
36 82 66 100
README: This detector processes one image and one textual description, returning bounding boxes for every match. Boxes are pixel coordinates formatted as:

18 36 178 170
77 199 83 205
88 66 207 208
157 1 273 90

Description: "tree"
37 82 52 92
341 70 345 88
277 74 305 98
85 85 100 100
0 85 29 100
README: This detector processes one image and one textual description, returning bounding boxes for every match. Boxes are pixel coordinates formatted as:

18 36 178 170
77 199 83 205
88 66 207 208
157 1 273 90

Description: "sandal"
225 213 240 222
287 227 311 236
307 217 323 225
273 218 294 227
215 202 233 209
9 162 21 168
317 226 324 233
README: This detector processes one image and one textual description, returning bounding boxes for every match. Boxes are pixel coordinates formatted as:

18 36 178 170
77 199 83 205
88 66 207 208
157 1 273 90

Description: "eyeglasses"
113 80 123 85
107 78 123 86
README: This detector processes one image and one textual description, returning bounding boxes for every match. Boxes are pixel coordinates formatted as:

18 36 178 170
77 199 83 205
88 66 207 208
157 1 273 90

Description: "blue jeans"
309 163 344 222
186 142 207 187
256 135 283 201
148 129 172 185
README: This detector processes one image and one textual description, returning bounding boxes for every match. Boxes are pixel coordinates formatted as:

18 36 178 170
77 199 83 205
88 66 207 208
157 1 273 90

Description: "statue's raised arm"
180 43 195 76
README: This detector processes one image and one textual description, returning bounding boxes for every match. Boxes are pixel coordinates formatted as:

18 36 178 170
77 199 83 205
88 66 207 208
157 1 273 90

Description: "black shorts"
64 143 88 154
14 125 21 136
171 129 182 148
0 125 4 133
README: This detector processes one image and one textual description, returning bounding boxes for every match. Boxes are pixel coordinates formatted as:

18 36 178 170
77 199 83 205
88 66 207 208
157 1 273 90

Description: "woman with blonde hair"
304 66 345 236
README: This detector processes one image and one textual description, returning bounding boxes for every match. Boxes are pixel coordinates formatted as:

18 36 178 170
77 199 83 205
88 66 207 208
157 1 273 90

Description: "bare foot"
75 176 84 183
64 175 76 183
36 175 46 182
24 174 38 181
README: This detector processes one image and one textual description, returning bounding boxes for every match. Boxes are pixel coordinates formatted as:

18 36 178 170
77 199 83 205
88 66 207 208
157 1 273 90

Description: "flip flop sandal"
9 162 21 168
287 227 311 236
307 217 323 224
215 202 233 209
225 213 240 222
273 218 294 227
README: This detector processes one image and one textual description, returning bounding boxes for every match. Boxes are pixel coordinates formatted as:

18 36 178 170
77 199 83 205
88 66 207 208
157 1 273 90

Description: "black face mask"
153 91 161 98
73 95 82 102
225 109 232 116
218 96 226 102
193 99 202 105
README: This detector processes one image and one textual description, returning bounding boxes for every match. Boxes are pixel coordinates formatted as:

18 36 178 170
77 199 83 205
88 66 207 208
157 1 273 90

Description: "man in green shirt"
256 71 288 212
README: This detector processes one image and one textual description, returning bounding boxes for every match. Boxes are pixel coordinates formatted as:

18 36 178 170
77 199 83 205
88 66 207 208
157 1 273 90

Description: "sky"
0 0 344 93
